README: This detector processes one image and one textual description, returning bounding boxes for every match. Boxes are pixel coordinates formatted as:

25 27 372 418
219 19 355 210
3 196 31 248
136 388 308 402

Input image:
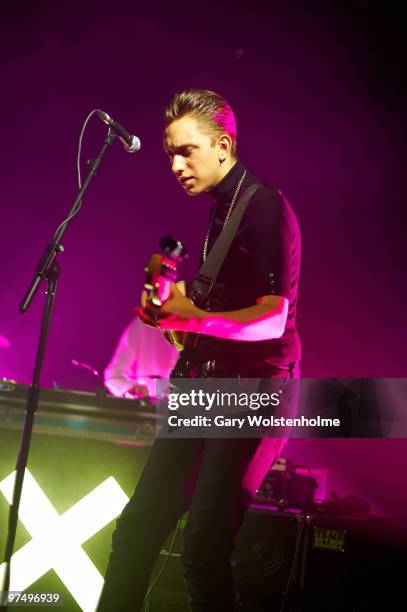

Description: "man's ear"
218 133 233 162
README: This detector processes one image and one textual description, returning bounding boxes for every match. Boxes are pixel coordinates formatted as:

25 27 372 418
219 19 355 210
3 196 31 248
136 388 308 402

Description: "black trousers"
97 363 299 612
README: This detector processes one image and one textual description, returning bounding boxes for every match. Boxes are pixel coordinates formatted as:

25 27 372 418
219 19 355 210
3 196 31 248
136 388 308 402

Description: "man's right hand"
124 383 149 398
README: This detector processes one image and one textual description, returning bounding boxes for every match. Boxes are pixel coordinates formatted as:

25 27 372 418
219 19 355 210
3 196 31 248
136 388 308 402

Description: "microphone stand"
0 127 118 608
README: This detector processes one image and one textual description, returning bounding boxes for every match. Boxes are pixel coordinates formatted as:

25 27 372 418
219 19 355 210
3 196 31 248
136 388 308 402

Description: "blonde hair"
164 89 237 156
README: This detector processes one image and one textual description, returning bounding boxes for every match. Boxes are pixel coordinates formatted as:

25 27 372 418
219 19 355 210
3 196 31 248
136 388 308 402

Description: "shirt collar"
208 158 246 204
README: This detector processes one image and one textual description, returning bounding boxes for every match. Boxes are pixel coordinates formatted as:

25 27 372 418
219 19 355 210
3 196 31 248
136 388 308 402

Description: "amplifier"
146 508 405 612
146 509 304 612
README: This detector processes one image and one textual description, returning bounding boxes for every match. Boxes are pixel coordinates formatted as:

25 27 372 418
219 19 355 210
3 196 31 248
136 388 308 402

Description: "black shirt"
194 159 301 366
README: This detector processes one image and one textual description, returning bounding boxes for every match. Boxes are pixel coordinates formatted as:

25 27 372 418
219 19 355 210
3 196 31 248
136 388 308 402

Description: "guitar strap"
189 182 262 308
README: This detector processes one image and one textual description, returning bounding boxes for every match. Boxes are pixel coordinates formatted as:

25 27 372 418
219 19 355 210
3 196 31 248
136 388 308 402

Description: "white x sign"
0 469 129 611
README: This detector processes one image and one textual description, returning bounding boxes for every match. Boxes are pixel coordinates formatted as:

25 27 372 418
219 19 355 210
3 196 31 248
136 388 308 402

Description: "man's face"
163 115 223 196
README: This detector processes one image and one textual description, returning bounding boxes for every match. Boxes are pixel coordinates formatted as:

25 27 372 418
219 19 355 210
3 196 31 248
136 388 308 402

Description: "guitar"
143 236 190 351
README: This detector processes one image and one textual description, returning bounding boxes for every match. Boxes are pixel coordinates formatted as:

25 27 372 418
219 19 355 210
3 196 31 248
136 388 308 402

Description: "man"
97 89 301 611
104 316 178 398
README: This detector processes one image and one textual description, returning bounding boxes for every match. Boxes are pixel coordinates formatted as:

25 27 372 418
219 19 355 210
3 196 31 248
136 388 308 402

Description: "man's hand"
124 383 149 398
136 284 202 333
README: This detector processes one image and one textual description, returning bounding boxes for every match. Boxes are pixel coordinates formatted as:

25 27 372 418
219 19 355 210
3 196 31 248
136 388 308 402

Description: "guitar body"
162 281 199 352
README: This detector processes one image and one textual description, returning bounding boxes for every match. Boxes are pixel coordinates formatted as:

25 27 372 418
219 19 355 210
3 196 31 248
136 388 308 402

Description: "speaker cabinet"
146 508 304 612
146 507 406 612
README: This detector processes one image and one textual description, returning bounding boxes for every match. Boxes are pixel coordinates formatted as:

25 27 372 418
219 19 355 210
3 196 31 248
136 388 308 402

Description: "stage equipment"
2 386 405 610
0 385 153 611
297 513 405 611
0 382 157 444
146 507 405 612
255 458 318 511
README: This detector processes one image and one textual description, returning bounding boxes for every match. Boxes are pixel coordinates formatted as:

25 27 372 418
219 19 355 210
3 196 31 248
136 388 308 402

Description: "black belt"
199 359 297 378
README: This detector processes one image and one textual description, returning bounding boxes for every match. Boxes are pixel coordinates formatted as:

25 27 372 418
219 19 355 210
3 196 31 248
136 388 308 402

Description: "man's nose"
171 155 185 174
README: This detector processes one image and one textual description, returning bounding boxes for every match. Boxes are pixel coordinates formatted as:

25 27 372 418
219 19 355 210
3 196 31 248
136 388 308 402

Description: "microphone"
97 110 141 153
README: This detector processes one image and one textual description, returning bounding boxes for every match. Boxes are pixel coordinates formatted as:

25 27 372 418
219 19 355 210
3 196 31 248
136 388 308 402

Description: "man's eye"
167 148 193 159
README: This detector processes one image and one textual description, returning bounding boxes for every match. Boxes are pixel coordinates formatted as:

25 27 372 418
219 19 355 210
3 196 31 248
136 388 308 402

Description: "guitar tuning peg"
159 236 188 260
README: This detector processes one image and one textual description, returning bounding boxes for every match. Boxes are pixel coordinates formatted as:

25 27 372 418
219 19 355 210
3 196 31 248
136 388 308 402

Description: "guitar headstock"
159 236 187 260
144 236 188 307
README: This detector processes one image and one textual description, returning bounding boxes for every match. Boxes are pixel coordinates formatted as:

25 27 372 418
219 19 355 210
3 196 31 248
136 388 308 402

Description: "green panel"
0 426 150 611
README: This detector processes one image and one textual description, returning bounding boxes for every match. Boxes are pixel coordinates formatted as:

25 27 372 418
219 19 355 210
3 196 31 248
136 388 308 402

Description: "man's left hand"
136 284 202 332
